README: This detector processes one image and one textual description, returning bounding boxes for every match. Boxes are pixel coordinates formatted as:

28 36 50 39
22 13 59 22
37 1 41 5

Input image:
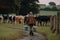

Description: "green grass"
37 26 60 40
36 11 57 16
0 23 60 40
0 23 24 40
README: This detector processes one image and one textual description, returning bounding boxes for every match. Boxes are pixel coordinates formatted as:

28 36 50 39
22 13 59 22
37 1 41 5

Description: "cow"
2 15 9 23
35 15 50 26
15 15 24 24
24 16 29 24
7 15 12 23
12 16 15 23
2 15 24 24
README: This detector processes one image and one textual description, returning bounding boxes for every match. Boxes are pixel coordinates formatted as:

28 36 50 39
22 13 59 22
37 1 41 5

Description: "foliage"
40 2 60 11
0 0 18 14
40 2 59 11
19 0 40 15
49 2 56 6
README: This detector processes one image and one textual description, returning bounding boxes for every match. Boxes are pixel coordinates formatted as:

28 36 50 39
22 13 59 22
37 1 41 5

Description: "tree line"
0 0 60 15
0 0 39 16
40 2 60 11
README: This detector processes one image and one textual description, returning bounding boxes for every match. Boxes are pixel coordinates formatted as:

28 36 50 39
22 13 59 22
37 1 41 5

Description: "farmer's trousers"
29 24 33 31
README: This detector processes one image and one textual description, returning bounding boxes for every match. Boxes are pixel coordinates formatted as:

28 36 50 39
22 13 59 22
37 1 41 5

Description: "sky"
38 0 60 5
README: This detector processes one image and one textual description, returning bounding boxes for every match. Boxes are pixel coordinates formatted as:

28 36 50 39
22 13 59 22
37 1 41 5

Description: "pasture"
0 23 60 40
37 26 60 40
0 23 24 40
0 11 57 16
0 11 60 40
37 11 57 16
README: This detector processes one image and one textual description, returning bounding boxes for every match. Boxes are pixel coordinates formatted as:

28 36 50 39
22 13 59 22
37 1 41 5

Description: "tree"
0 0 21 15
49 2 56 6
19 0 40 15
52 6 57 11
44 6 51 11
0 0 16 14
49 2 57 11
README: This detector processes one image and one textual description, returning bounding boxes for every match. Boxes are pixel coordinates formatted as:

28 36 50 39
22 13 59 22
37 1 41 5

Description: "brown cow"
15 16 24 24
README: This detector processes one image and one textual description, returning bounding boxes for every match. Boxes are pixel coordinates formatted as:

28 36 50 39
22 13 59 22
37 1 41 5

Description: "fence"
50 11 60 34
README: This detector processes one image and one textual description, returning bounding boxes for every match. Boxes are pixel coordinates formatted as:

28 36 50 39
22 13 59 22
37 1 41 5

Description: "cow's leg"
0 18 2 23
1 18 3 23
0 19 1 23
15 20 16 24
8 20 10 23
11 20 12 23
37 21 40 26
19 20 21 24
41 21 43 26
3 19 5 23
3 19 4 23
44 21 47 26
45 21 47 26
6 19 8 23
42 22 44 26
40 21 42 26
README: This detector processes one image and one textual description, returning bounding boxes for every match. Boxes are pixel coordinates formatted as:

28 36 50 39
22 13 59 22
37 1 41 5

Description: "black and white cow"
8 15 15 23
2 15 9 23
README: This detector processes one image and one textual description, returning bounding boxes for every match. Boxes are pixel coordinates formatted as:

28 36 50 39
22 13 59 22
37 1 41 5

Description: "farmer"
27 12 36 36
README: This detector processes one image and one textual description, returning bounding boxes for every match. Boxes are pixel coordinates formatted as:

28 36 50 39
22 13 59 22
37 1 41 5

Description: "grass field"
37 26 60 40
0 11 57 16
36 11 57 16
0 23 60 40
0 23 24 40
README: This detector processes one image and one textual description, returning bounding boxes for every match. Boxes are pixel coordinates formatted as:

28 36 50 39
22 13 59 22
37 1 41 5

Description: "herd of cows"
0 15 24 23
0 12 60 34
0 15 51 26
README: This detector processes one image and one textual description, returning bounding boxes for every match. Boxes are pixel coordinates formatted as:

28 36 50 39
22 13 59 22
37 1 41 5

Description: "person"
27 12 36 36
